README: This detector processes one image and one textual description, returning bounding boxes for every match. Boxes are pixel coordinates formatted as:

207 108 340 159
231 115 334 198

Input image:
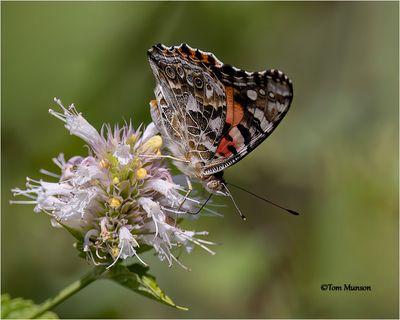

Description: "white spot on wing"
208 118 222 130
229 127 244 145
277 103 287 112
253 108 265 121
247 89 257 101
205 85 213 99
268 92 275 99
186 94 198 112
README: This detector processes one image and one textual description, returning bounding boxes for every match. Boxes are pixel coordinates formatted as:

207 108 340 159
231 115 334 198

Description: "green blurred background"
2 2 398 318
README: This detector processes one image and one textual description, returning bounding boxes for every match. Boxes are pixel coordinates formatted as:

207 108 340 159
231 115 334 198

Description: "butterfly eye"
165 66 176 79
177 66 185 78
194 77 203 89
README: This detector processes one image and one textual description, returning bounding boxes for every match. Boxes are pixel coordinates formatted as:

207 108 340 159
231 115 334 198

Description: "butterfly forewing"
202 67 293 175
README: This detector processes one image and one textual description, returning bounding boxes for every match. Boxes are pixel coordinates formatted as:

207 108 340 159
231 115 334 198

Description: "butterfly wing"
148 44 294 178
202 66 293 176
148 44 227 171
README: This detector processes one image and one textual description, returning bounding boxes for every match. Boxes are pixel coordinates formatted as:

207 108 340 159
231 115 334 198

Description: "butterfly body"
148 43 293 195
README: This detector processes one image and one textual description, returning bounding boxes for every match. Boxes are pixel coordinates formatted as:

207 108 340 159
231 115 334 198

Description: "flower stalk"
29 265 107 319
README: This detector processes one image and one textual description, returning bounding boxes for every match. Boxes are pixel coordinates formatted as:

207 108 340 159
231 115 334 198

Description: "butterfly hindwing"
148 44 227 168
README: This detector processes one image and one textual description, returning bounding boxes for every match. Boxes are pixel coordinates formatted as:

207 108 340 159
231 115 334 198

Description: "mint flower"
12 98 215 269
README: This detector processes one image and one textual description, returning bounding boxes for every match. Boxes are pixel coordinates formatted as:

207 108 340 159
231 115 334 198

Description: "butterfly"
147 43 293 198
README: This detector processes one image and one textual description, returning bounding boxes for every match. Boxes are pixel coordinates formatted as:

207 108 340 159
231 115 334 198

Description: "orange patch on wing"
225 87 244 127
201 53 209 63
217 88 244 156
189 49 197 60
216 137 235 157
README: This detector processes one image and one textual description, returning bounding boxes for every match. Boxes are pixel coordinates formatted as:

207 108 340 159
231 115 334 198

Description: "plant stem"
30 265 107 319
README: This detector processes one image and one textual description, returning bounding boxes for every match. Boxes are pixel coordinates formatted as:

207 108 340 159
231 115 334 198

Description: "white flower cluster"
12 98 215 268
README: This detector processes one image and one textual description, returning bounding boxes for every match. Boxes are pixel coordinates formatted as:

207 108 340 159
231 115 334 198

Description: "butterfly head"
202 172 247 220
202 171 229 196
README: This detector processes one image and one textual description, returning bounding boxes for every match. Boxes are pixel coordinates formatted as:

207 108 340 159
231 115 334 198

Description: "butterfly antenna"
227 182 300 216
223 183 247 220
193 193 213 214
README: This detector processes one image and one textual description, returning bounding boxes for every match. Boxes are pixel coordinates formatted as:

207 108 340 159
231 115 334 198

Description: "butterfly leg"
178 176 193 211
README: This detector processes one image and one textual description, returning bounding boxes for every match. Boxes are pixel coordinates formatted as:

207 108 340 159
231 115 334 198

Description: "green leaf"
1 294 58 319
57 221 84 242
104 264 188 311
135 244 153 254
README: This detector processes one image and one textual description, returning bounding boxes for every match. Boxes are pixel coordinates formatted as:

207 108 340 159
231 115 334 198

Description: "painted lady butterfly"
148 43 293 198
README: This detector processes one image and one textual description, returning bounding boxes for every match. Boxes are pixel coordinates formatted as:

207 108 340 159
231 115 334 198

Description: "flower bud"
109 197 121 209
140 135 162 154
136 168 147 180
112 177 120 184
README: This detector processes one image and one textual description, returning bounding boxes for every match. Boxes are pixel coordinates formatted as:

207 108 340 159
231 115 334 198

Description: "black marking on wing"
236 123 251 145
